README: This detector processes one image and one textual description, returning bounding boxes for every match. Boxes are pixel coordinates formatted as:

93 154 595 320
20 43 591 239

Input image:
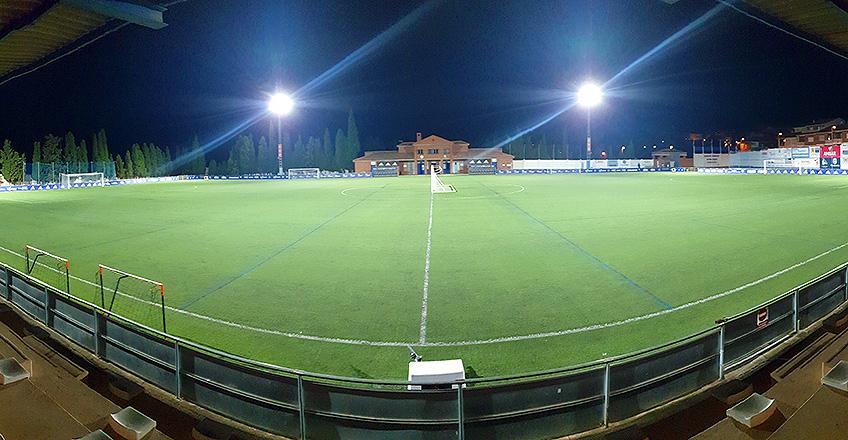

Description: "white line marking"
419 190 434 343
3 240 847 347
340 187 384 196
0 245 414 347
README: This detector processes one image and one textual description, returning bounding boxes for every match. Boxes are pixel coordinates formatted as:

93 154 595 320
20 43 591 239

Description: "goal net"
287 168 321 179
431 165 456 193
763 159 800 174
98 264 167 333
25 245 70 294
60 172 104 188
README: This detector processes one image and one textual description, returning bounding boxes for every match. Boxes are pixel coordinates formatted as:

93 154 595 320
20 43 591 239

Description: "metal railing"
0 260 846 439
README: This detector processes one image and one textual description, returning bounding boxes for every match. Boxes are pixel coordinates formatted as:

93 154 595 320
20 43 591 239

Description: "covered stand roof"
0 0 167 81
743 0 848 55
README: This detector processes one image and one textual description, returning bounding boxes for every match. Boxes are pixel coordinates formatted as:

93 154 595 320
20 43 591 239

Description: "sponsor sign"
756 308 769 329
791 147 810 159
820 145 841 158
821 157 841 169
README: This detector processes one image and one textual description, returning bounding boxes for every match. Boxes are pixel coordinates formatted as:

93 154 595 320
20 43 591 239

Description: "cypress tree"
124 151 134 178
63 131 77 166
346 110 361 168
42 134 62 163
32 141 42 163
78 139 89 170
131 144 147 177
334 129 346 171
323 128 333 170
115 154 125 179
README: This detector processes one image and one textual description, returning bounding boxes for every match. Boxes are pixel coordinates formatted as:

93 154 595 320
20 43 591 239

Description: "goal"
763 159 800 174
98 264 167 333
25 245 70 294
287 168 321 179
60 172 104 187
431 165 456 193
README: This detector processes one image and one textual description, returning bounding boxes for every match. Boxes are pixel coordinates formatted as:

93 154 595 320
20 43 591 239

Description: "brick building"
780 118 848 148
353 133 514 175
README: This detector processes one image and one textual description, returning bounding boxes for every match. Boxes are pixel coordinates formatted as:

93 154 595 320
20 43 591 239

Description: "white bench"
726 392 777 428
822 360 848 392
0 358 30 385
108 406 156 440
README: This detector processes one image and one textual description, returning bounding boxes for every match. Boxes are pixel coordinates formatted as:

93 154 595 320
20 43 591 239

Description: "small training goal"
287 168 321 179
60 172 104 187
430 165 455 193
98 264 167 333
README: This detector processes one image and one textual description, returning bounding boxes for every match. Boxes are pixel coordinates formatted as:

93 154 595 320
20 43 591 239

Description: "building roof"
354 147 513 162
354 150 407 161
0 0 167 81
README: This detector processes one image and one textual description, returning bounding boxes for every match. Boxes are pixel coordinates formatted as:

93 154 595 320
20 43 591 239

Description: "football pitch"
3 172 848 379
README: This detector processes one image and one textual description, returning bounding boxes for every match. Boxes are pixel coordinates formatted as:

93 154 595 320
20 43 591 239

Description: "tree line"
211 110 362 176
0 110 365 185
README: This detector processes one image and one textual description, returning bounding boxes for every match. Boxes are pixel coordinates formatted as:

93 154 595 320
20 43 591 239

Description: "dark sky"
2 0 847 159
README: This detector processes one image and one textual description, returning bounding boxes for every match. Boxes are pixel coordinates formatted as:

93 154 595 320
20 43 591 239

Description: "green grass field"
3 172 848 379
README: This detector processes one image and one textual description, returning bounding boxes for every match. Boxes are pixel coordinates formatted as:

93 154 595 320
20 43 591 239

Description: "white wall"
512 159 654 170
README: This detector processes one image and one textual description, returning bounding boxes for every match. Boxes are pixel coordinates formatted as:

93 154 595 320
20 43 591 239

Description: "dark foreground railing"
1 261 845 439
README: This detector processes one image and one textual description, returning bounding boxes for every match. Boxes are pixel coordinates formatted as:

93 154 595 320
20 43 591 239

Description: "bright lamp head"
268 92 295 116
576 82 602 108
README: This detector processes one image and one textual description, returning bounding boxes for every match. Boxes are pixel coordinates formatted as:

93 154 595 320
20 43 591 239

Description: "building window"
442 149 449 154
416 149 423 154
428 149 438 154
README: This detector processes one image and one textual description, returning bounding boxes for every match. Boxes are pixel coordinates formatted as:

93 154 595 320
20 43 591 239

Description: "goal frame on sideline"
25 245 70 294
60 172 105 188
287 168 321 179
430 165 456 193
98 264 166 333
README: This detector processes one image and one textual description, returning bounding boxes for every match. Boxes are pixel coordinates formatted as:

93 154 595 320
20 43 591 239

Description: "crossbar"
25 245 70 293
98 264 166 333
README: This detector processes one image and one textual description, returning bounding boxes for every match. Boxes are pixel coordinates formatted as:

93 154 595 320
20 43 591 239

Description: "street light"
268 92 295 176
577 82 603 170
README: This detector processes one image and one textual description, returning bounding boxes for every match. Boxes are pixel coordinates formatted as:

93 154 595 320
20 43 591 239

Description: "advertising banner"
791 147 810 159
842 144 848 169
820 145 841 158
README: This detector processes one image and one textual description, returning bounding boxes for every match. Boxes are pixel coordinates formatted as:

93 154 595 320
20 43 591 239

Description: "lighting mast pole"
268 92 295 176
577 81 602 173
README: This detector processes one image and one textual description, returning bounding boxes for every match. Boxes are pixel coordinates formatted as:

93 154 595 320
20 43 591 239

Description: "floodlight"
576 82 602 108
268 92 295 116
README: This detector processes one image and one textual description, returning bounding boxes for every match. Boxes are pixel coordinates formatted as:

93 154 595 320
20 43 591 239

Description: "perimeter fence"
1 260 845 439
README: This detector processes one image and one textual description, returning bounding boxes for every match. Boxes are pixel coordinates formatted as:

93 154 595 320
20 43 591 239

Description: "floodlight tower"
268 92 295 176
577 82 603 171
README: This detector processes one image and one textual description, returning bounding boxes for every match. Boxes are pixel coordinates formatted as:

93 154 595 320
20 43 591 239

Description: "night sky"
2 0 847 159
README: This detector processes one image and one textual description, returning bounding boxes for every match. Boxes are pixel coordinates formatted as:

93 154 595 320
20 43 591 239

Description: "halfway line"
419 189 434 343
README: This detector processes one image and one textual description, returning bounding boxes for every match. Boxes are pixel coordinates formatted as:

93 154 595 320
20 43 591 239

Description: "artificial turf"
2 172 848 379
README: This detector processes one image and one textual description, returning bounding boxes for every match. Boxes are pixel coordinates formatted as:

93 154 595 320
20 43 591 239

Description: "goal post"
287 168 321 179
98 264 166 333
24 245 70 294
60 172 104 188
430 165 456 193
